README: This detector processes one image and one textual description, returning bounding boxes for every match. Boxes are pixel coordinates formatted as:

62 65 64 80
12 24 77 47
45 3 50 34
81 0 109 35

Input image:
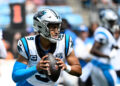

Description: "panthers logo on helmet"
38 11 46 18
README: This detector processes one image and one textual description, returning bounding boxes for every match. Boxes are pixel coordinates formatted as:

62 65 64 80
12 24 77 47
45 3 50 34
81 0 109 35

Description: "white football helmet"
99 9 118 33
33 9 62 43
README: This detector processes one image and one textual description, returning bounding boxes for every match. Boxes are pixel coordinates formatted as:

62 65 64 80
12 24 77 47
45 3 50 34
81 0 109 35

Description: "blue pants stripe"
91 59 114 86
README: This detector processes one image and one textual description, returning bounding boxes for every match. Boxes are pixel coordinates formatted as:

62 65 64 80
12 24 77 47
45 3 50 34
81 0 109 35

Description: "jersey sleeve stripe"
95 32 108 39
65 35 70 57
21 37 30 59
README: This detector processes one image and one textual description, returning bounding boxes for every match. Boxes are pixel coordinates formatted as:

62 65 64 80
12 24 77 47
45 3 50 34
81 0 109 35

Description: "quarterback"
12 9 82 86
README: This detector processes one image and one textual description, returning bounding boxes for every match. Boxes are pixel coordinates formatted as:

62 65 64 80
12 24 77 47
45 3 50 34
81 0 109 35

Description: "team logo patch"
56 53 63 59
30 55 37 61
27 37 34 40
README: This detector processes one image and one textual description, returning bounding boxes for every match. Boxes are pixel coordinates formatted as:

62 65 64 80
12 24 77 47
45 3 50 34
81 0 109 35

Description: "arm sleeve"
12 61 37 82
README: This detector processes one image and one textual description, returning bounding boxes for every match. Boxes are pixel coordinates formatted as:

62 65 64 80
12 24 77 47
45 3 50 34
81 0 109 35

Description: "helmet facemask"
108 20 117 33
111 24 120 33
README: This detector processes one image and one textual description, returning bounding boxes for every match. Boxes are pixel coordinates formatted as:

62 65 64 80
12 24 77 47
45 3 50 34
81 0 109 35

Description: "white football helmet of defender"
99 9 118 33
33 9 62 43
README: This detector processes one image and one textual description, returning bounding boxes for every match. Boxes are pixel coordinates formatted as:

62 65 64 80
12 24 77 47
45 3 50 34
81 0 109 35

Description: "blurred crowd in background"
0 0 120 86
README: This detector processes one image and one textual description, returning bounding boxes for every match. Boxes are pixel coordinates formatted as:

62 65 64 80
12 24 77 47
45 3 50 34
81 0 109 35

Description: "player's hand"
36 55 50 72
56 58 67 70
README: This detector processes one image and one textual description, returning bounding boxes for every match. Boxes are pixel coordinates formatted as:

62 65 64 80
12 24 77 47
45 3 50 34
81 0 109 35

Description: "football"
44 53 61 82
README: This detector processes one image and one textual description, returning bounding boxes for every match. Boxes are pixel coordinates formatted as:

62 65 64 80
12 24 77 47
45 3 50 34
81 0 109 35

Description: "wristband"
65 65 71 73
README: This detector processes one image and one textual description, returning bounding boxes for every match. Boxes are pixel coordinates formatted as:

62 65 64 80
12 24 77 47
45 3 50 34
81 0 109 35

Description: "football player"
12 9 82 86
90 9 119 86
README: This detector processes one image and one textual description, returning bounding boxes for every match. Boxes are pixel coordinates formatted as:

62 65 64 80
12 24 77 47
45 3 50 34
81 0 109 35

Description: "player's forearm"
90 48 109 58
12 61 37 82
